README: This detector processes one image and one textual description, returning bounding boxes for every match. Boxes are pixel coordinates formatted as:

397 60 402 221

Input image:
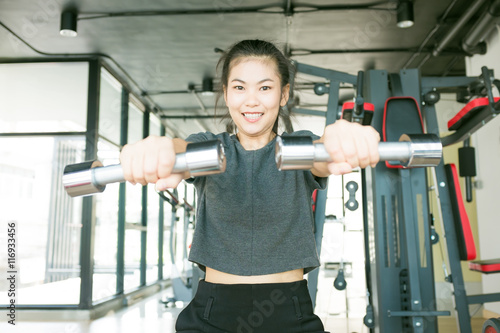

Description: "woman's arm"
311 119 380 177
120 136 190 191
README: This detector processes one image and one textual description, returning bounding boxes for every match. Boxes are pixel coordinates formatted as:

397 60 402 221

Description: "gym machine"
420 66 500 333
158 186 205 306
355 65 500 333
290 61 500 332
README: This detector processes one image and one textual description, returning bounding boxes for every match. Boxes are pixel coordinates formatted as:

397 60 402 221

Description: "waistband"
194 279 311 307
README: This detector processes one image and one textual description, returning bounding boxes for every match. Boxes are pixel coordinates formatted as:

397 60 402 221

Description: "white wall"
465 25 500 315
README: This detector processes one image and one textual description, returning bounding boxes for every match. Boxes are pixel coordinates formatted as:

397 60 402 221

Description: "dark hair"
215 39 294 133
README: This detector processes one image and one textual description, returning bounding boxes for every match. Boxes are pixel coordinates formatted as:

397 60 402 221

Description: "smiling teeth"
243 113 263 119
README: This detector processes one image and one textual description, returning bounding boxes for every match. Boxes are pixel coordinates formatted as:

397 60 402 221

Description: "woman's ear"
280 84 290 107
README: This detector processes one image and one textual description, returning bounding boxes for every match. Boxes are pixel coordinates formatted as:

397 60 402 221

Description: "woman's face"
224 57 289 140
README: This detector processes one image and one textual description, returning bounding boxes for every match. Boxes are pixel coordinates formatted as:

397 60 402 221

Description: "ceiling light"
60 11 78 37
201 77 214 96
397 0 414 28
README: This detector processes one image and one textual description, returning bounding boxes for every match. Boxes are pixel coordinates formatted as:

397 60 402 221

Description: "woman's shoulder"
186 131 234 143
282 130 321 140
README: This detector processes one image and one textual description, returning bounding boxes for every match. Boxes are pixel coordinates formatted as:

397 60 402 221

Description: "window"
0 62 88 133
0 136 85 305
99 68 122 144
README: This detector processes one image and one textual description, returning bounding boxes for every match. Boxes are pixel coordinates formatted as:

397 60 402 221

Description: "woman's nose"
244 90 259 107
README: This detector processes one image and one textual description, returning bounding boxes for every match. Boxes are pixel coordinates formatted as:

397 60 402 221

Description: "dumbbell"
275 134 442 170
63 140 226 197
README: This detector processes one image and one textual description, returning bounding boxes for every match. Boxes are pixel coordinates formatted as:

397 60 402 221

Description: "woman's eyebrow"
230 78 274 84
258 78 274 84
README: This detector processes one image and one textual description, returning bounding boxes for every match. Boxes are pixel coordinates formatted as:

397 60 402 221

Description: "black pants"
175 279 329 333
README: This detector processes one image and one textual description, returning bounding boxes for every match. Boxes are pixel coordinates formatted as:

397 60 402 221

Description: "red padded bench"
448 97 500 131
383 96 424 168
341 101 374 125
444 163 500 274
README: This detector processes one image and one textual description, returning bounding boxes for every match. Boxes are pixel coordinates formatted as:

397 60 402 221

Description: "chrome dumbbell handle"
275 134 442 170
63 139 226 197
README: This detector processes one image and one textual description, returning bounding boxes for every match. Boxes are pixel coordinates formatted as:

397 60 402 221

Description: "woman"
120 39 380 333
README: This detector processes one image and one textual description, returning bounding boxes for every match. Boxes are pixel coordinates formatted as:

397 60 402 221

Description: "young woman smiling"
120 39 380 333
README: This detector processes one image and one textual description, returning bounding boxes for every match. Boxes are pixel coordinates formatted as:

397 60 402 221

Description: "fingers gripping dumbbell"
63 140 226 197
275 134 442 170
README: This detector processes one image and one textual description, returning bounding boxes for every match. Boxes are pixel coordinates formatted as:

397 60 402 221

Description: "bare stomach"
205 267 304 284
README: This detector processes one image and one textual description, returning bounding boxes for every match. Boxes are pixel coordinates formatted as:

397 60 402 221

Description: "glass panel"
0 136 85 305
124 184 142 292
99 68 122 145
93 140 120 301
0 62 88 133
146 115 162 284
162 200 173 280
149 113 161 138
146 189 160 284
171 185 194 285
124 103 143 292
128 103 143 145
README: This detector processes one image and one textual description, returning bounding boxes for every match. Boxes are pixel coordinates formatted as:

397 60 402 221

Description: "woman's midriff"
205 267 304 284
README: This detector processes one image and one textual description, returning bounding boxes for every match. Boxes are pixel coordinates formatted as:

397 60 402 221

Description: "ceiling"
0 0 491 138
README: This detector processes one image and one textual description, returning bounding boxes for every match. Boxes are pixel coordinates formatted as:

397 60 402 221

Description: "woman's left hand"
314 119 381 176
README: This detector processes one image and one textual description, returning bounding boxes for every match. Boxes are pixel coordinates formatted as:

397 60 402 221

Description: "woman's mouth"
242 113 263 121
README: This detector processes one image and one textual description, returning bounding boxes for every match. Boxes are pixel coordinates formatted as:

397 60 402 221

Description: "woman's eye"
260 86 271 91
234 86 244 90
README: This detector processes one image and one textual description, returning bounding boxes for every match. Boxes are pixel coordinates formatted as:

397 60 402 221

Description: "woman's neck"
236 131 276 150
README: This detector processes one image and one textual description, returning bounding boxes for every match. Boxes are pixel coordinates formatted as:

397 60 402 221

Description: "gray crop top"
185 131 328 276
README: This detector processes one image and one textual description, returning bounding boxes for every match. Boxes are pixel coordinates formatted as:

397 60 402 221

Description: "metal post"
79 59 100 309
140 111 150 286
116 87 128 294
158 125 166 281
399 169 424 332
293 62 357 308
422 102 473 333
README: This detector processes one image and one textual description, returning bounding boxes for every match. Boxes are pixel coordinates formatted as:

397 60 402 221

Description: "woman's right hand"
120 136 186 191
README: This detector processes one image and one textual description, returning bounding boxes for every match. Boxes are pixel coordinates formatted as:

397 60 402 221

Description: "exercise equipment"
363 69 450 333
383 96 424 169
345 181 359 211
159 186 205 307
341 71 374 125
275 134 442 170
63 139 226 197
333 215 348 291
290 61 500 332
483 318 500 333
421 66 500 333
440 66 500 146
459 139 476 202
445 163 500 270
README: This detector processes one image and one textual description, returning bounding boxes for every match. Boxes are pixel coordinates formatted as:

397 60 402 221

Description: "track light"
201 77 214 96
60 11 78 37
397 0 414 28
